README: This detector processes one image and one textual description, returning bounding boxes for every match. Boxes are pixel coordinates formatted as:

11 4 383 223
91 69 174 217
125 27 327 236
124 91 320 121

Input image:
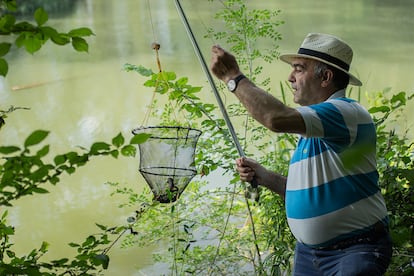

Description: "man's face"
287 58 323 106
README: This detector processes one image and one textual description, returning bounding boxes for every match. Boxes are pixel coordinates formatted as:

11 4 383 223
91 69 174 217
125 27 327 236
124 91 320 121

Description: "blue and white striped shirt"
286 90 388 248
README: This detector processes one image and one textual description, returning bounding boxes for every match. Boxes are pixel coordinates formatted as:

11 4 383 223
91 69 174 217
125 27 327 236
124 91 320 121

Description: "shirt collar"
327 89 346 100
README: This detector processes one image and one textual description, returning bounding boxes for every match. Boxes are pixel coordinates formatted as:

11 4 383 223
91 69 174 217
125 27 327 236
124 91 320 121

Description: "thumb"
239 157 259 169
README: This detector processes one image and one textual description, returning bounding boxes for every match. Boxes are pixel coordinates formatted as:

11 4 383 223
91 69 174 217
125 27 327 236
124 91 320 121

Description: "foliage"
0 210 135 275
0 0 94 76
367 89 414 275
0 124 150 274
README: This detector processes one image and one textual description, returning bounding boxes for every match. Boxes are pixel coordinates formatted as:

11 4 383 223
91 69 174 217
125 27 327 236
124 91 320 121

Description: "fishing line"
146 0 158 44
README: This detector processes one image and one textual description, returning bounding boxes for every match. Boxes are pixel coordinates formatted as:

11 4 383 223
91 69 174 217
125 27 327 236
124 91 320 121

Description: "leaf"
68 27 95 37
51 33 70 45
390 91 406 109
71 37 88 52
0 146 20 154
0 58 8 76
0 14 15 33
68 242 80 248
31 187 49 194
90 142 110 154
95 223 107 231
176 77 189 86
34 8 48 26
123 63 153 76
36 145 50 157
54 154 66 166
112 132 125 148
120 145 136 157
24 34 42 54
39 26 58 39
0 43 12 57
110 150 119 158
368 106 390 114
24 130 49 148
5 0 17 12
130 133 151 144
93 254 110 269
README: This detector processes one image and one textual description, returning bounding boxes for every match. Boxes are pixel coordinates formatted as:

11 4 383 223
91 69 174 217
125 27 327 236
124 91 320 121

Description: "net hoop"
132 125 202 203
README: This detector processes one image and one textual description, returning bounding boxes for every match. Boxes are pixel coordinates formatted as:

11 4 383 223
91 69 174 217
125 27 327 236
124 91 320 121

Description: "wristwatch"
227 74 246 92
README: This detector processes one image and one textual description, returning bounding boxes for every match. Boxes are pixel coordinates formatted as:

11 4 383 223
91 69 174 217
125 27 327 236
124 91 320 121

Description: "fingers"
210 45 240 82
236 157 256 182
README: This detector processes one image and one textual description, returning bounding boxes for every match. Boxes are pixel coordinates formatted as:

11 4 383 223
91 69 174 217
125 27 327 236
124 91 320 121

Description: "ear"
321 69 334 87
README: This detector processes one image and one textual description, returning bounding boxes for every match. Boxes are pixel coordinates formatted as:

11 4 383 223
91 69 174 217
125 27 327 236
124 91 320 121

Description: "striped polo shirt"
286 90 388 248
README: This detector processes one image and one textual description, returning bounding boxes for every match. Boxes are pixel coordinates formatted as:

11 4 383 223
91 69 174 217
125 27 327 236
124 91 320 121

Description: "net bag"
132 126 202 203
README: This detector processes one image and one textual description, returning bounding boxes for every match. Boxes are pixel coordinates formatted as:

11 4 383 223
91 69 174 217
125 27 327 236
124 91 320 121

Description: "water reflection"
13 0 81 17
2 0 414 275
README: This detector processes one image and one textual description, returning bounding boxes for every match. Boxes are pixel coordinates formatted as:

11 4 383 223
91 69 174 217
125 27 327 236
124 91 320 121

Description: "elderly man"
210 33 392 275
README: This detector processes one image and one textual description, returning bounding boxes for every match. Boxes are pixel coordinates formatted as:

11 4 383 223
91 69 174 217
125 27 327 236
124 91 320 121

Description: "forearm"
234 78 303 134
258 168 287 198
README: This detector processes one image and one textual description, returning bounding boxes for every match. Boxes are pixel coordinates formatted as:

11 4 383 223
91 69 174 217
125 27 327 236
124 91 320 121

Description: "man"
210 33 393 275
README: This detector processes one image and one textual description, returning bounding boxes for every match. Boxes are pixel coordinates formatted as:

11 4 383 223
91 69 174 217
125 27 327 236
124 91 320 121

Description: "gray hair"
313 61 350 89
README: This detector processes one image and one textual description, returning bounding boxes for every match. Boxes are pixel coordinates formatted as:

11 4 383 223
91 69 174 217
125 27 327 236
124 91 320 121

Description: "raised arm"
210 45 306 135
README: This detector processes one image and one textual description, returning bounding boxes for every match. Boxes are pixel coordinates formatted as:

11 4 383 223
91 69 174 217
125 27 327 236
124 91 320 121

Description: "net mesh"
132 126 202 203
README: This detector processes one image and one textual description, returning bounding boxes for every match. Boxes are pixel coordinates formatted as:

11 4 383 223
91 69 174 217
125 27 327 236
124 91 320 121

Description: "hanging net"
132 126 202 203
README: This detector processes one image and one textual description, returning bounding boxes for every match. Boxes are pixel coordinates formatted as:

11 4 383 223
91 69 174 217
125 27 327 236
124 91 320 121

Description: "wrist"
226 74 246 92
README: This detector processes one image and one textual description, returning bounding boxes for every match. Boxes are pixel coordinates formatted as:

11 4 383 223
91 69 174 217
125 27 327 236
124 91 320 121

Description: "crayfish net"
132 126 202 203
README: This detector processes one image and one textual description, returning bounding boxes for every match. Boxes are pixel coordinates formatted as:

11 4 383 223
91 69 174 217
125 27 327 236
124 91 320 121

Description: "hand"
235 157 262 183
210 45 242 83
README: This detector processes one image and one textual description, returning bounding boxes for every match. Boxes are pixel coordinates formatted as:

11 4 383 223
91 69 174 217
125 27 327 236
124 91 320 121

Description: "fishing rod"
174 0 258 193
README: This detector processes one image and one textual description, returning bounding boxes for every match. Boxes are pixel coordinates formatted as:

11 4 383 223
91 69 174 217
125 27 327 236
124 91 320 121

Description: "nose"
288 70 295 83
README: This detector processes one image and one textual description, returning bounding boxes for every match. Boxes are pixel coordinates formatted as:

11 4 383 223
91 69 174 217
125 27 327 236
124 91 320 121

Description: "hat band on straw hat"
298 48 350 71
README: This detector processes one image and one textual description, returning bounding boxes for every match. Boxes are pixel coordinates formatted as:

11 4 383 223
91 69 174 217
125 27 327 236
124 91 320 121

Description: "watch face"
227 80 236 91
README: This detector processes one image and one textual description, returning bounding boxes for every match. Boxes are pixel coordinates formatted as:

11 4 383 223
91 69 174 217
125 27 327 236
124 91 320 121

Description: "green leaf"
120 145 136 157
36 145 50 157
51 33 70 45
110 149 119 158
68 242 80 248
4 0 17 12
71 37 88 52
90 142 110 154
0 146 20 154
39 26 58 39
24 130 49 148
390 91 406 108
0 43 12 57
112 132 125 148
68 27 95 37
0 15 13 34
93 254 110 269
34 8 48 26
51 258 69 265
32 187 49 194
0 58 8 76
161 71 176 81
12 21 36 32
130 133 151 144
123 63 153 76
95 223 107 231
24 34 42 54
368 106 390 114
54 154 66 165
176 77 188 86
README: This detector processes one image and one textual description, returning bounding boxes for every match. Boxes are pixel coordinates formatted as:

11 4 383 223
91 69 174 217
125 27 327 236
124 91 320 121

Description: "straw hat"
280 33 362 86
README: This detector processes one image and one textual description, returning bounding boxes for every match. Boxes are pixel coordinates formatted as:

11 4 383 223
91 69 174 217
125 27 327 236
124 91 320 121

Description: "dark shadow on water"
13 0 82 18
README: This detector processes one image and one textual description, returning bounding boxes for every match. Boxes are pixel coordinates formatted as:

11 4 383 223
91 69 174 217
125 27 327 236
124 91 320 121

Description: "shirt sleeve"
296 100 354 152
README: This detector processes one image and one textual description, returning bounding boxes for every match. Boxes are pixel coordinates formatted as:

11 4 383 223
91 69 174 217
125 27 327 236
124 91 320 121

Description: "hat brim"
279 53 362 86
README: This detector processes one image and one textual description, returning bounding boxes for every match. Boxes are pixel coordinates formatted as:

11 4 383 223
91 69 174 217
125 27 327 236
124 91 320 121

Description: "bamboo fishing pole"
174 0 259 193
